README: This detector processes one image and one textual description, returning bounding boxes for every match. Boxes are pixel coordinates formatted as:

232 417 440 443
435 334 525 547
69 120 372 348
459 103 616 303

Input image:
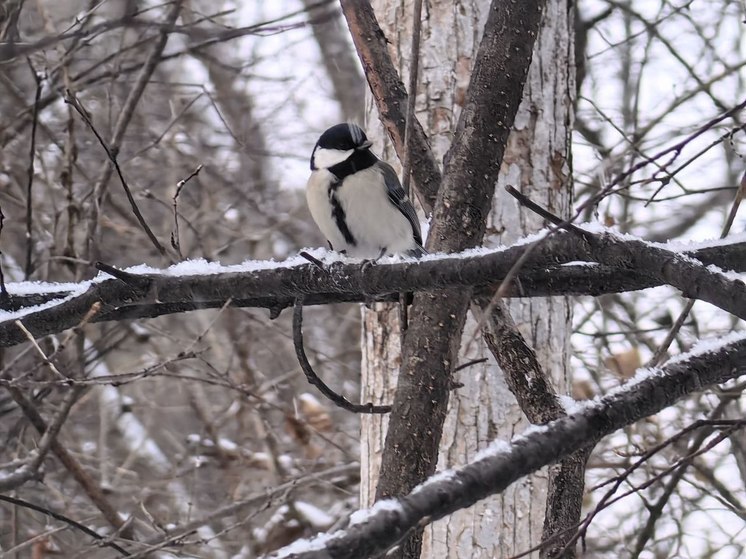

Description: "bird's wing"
378 161 424 247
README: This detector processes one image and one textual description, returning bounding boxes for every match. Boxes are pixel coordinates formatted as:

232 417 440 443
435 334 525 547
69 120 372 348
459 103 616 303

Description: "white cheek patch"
313 147 354 169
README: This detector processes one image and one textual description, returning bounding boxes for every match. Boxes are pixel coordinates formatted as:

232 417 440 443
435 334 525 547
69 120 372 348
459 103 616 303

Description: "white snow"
558 395 584 414
666 330 746 365
410 469 458 494
473 439 512 462
349 498 403 526
294 501 334 528
218 438 238 452
2 280 83 294
270 530 339 558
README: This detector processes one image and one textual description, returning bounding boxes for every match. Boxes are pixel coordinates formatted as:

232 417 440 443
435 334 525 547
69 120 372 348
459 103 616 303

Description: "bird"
306 123 426 259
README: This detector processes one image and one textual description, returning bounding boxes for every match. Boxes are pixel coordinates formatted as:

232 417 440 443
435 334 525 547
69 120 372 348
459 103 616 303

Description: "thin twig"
14 320 68 380
137 463 358 554
0 494 131 557
64 90 169 259
6 384 134 538
496 418 746 559
629 390 744 558
24 61 43 280
647 170 746 367
0 383 84 492
292 298 391 414
401 0 423 200
453 357 488 372
461 184 580 353
299 251 325 269
499 185 584 297
0 203 9 302
171 163 203 259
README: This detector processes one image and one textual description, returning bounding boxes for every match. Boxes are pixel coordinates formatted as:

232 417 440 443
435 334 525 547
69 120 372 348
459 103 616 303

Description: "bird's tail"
407 244 428 258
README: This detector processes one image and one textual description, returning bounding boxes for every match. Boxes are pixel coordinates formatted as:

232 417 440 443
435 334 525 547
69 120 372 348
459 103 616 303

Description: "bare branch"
273 336 746 559
0 494 130 557
293 299 390 414
64 90 169 261
171 163 203 259
2 232 746 347
339 0 441 211
23 61 42 279
0 384 84 492
82 0 184 263
6 384 133 538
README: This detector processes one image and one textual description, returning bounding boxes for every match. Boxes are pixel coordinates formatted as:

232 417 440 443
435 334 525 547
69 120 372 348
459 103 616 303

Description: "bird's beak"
357 140 373 150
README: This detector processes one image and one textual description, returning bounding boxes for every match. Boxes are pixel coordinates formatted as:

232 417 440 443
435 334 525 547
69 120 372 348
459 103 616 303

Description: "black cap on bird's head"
317 123 372 151
311 123 373 170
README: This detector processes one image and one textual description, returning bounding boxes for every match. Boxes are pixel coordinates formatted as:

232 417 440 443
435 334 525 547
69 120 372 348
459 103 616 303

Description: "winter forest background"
0 0 745 558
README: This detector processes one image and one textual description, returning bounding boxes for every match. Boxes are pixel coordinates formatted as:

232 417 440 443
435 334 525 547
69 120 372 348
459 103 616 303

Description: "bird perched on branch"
306 123 426 259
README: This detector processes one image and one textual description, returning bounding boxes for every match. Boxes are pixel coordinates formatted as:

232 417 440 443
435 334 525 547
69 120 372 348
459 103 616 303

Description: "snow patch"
294 501 334 528
473 438 512 462
411 469 457 495
270 530 339 558
667 330 746 365
349 499 402 526
558 395 584 415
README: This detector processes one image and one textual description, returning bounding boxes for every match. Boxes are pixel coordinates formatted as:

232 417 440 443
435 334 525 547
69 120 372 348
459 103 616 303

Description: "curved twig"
292 298 391 414
0 494 131 556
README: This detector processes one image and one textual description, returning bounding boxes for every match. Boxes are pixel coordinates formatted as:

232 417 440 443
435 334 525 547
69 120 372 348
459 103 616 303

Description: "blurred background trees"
0 0 745 558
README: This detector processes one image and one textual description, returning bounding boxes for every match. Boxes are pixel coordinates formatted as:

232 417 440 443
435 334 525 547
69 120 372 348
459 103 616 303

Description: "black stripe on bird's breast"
328 181 356 247
328 150 377 181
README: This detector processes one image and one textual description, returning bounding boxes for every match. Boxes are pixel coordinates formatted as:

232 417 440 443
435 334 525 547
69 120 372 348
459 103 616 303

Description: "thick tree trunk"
361 1 574 558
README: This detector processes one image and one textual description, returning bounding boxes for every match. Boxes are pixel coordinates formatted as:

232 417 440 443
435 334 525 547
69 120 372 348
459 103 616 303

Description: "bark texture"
360 1 575 557
287 331 746 558
358 1 552 558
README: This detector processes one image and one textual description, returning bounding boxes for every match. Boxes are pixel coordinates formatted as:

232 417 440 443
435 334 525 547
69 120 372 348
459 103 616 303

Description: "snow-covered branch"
270 332 746 559
1 231 745 348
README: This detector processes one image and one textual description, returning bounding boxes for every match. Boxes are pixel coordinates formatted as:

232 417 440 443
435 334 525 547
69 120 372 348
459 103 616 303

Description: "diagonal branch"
0 494 130 557
339 0 441 211
373 3 549 558
0 384 84 492
83 0 183 263
273 333 746 559
6 384 133 538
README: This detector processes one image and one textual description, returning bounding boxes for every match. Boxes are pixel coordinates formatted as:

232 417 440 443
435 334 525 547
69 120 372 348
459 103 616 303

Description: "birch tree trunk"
361 1 574 557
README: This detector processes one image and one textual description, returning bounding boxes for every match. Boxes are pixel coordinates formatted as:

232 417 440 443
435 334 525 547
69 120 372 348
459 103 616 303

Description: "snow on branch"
0 229 745 348
268 332 746 559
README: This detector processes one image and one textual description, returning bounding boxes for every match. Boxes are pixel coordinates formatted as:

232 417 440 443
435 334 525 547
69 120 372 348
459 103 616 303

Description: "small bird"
306 123 426 259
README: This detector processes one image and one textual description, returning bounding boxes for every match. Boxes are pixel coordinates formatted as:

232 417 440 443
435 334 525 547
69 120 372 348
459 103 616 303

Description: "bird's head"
310 123 373 170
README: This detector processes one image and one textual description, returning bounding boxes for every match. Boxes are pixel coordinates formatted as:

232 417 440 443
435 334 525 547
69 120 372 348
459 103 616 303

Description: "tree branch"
6 384 133 538
272 334 746 559
373 3 548 557
1 232 746 347
293 299 391 414
0 494 130 557
339 0 441 211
